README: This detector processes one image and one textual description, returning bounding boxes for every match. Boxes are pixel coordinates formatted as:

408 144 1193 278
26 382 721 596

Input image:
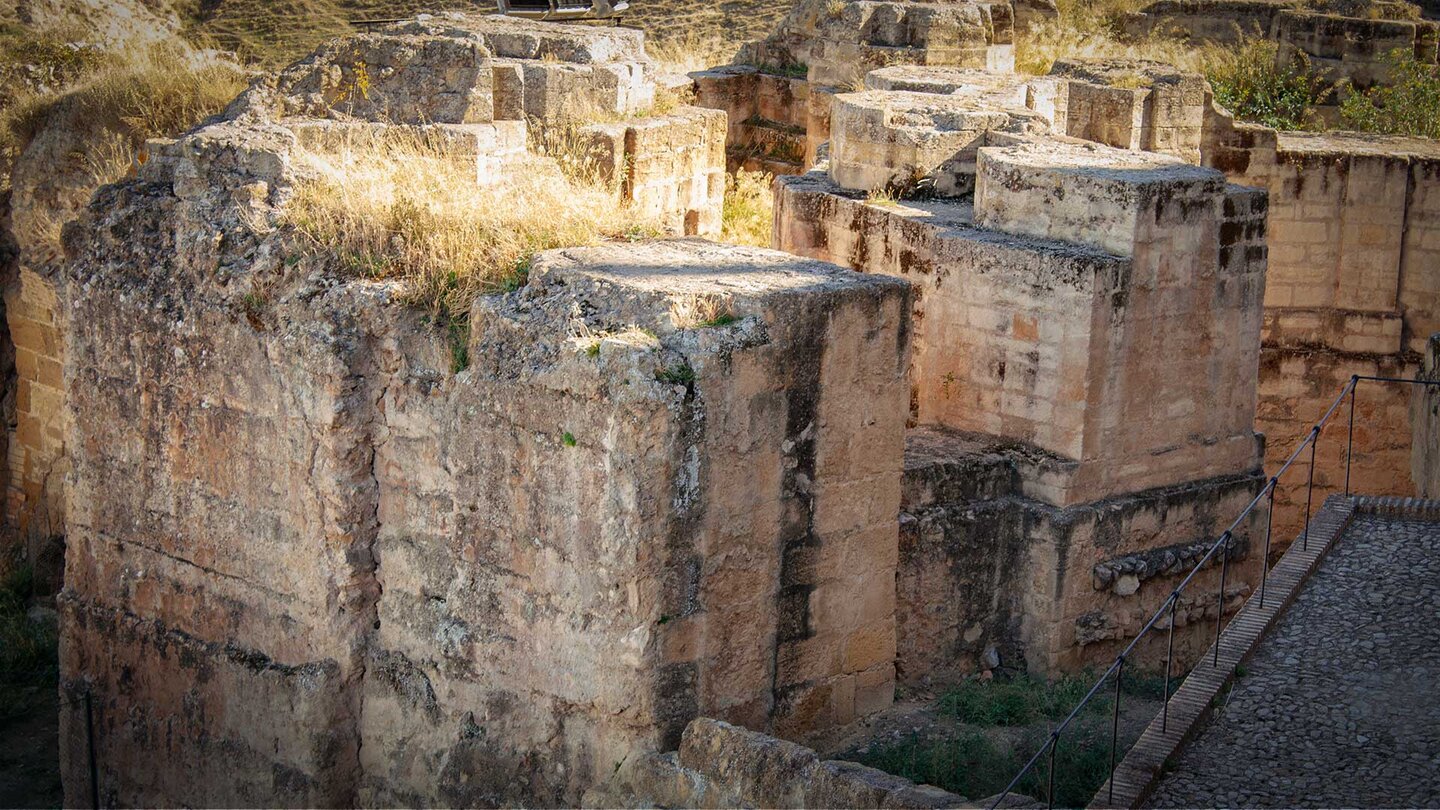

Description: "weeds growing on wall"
1204 40 1329 131
286 129 664 318
1341 49 1440 139
721 170 774 248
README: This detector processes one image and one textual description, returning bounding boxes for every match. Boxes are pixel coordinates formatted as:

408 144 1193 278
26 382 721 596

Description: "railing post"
86 688 100 810
1163 594 1177 733
1345 376 1358 496
1303 427 1319 552
1260 479 1275 609
1214 531 1231 667
1047 732 1058 810
1109 658 1124 806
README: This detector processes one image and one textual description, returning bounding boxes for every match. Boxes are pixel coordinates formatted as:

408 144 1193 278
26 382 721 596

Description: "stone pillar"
60 106 909 806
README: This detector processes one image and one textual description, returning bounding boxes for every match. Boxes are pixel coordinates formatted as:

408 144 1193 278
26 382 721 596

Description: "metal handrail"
990 374 1440 809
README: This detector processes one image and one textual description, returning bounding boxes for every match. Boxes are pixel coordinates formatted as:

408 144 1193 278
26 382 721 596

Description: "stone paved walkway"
1150 514 1440 809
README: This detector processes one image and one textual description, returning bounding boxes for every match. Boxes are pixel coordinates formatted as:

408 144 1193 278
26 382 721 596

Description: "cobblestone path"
1150 514 1440 808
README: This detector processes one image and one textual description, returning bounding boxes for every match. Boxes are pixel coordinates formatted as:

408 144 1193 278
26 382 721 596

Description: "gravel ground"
1150 514 1440 809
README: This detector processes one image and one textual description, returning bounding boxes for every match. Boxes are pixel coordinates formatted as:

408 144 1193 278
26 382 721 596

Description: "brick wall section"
578 106 727 237
2 266 67 567
692 67 827 175
1209 130 1440 544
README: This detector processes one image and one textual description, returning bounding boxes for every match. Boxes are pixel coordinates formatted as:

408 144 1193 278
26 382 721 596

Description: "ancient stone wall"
0 12 726 586
1209 129 1439 542
1124 0 1440 98
60 112 909 805
690 0 1022 174
52 16 909 808
775 84 1269 675
692 66 828 175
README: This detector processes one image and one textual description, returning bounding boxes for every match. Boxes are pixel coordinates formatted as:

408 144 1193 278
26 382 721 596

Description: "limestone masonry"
0 1 1434 808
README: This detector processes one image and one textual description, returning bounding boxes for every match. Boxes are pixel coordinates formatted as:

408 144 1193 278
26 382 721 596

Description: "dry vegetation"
0 27 247 195
285 129 663 317
721 169 775 248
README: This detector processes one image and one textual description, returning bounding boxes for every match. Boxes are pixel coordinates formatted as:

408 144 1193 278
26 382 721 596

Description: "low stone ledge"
585 718 968 809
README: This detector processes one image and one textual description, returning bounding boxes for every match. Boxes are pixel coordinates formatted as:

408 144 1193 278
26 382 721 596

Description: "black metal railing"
989 374 1440 810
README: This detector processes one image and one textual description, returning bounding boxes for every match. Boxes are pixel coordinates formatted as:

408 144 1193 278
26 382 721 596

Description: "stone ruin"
1125 0 1439 103
4 1 1434 808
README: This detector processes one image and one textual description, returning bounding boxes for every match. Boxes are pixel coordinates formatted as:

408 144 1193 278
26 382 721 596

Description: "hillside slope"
182 0 798 64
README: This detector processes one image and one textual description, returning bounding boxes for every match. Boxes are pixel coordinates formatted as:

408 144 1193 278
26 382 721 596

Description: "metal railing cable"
989 374 1440 810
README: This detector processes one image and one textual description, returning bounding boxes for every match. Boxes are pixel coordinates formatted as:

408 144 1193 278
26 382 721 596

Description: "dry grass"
646 31 739 75
1 40 247 175
285 128 665 318
670 293 737 329
720 169 774 248
1016 0 1214 75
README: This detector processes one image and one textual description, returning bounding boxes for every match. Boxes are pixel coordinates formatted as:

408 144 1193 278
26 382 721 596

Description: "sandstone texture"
52 16 905 808
1211 128 1440 543
60 105 909 804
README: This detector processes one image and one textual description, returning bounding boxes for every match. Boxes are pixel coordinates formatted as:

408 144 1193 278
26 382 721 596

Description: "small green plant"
656 364 696 386
937 674 1099 726
1205 40 1329 131
562 432 578 447
240 291 267 324
753 60 808 80
445 310 470 374
1340 49 1440 139
856 721 1115 808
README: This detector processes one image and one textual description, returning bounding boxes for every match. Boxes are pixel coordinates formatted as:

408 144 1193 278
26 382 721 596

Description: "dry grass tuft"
285 128 666 317
670 293 737 329
646 31 739 75
720 169 774 248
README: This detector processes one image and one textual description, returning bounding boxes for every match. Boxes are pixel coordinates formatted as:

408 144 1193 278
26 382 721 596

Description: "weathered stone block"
974 139 1226 257
829 88 1049 196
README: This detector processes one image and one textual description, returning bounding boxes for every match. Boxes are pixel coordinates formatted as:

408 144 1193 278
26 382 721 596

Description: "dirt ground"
0 686 62 809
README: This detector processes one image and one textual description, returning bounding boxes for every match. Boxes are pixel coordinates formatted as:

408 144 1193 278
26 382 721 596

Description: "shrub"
856 722 1114 807
1340 49 1440 139
937 674 1099 726
1204 40 1329 131
0 564 58 724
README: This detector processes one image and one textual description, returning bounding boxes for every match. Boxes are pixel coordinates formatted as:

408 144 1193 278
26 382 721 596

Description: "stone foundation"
898 429 1264 678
